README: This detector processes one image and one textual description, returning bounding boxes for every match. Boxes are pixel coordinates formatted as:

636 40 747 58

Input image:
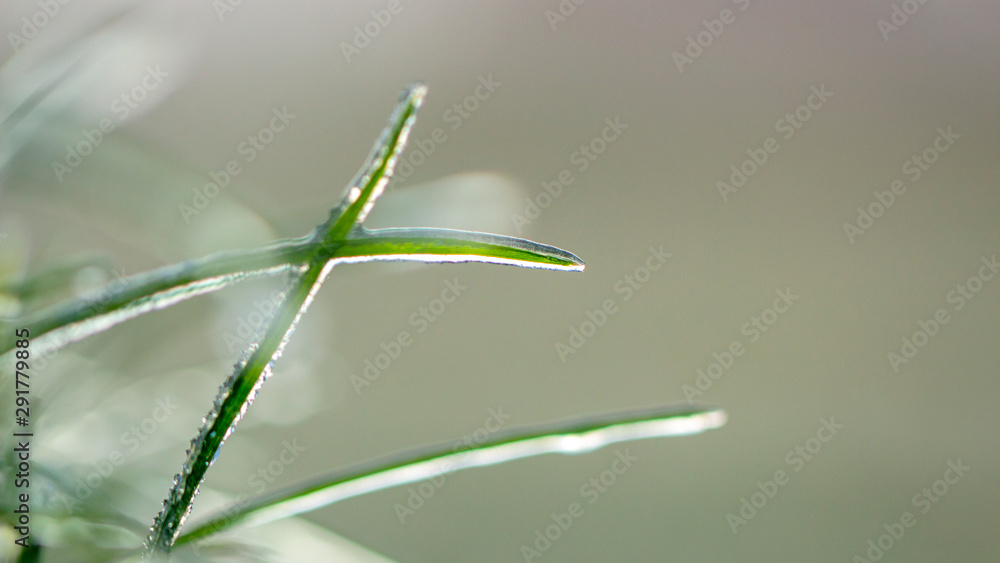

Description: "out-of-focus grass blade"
176 405 727 545
15 543 40 563
0 239 312 357
0 2 188 172
0 252 115 304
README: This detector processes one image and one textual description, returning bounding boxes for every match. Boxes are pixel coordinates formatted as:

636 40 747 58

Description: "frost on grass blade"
146 266 318 554
317 83 427 243
25 265 299 358
0 84 578 357
0 222 585 360
176 406 726 544
14 80 588 556
146 84 429 555
0 238 313 356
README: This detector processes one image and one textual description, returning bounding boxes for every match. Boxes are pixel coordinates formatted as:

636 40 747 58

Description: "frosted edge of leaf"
145 267 308 552
332 253 584 272
21 265 300 359
177 407 725 542
344 227 585 271
2 238 312 355
322 83 427 240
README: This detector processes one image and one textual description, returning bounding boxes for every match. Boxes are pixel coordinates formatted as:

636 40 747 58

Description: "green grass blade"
145 83 427 556
0 252 115 303
142 193 345 558
8 81 588 556
0 84 422 359
336 227 585 271
0 238 313 357
317 83 426 243
0 226 582 357
175 405 727 545
144 264 316 555
15 543 41 563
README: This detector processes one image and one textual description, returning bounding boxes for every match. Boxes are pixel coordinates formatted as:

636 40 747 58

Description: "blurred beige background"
1 0 998 561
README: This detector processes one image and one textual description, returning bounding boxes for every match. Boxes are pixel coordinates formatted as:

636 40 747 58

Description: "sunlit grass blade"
175 405 726 546
336 227 585 271
145 264 315 555
0 226 581 357
4 81 587 556
0 238 313 357
145 84 427 556
0 84 427 359
317 83 427 243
